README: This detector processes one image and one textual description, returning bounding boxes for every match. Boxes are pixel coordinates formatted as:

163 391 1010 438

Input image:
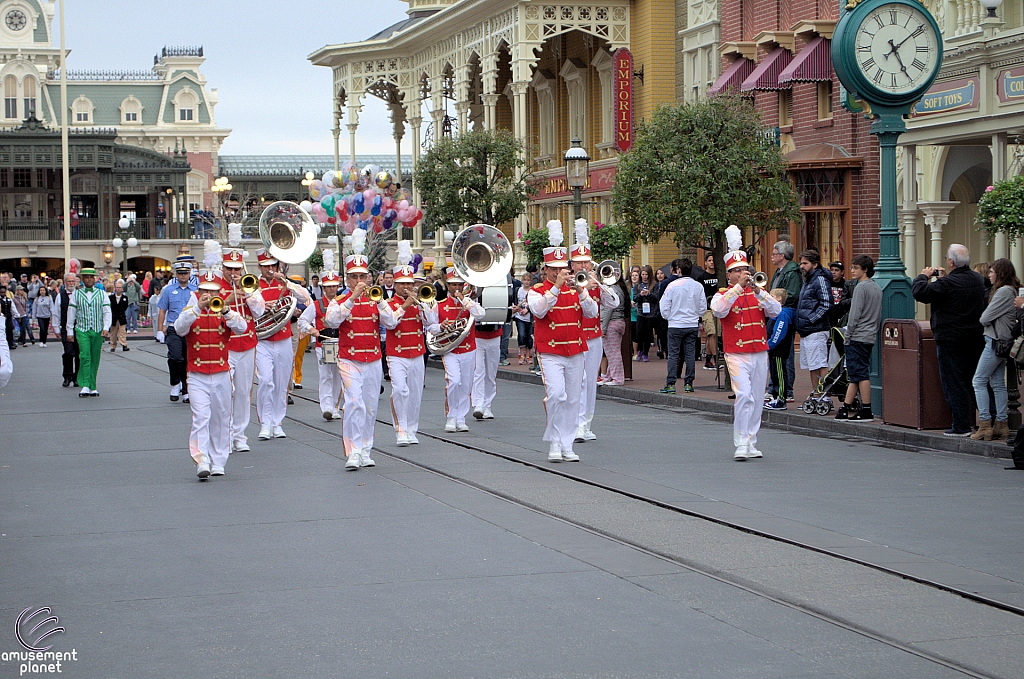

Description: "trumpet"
597 260 621 286
417 283 436 303
368 285 384 303
752 271 769 288
574 270 591 287
208 296 228 314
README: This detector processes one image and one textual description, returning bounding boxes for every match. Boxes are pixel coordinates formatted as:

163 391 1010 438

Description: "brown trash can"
881 319 951 430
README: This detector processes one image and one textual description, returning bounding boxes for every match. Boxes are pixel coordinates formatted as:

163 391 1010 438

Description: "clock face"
854 3 940 97
5 9 25 31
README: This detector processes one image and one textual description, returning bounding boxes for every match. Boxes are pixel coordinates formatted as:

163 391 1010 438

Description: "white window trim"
172 86 199 125
119 95 144 126
531 70 556 157
71 95 93 125
592 50 614 145
560 59 587 146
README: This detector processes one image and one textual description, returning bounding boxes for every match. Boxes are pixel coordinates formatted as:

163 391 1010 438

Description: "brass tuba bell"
258 201 318 265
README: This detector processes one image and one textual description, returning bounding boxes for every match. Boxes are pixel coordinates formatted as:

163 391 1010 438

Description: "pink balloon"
399 200 410 210
343 221 356 234
362 188 375 202
382 197 394 209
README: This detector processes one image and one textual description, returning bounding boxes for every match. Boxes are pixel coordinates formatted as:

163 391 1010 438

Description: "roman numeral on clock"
916 45 929 52
912 58 926 71
911 24 925 38
857 45 871 52
862 57 876 71
875 15 885 29
873 68 884 84
891 73 898 87
890 10 898 24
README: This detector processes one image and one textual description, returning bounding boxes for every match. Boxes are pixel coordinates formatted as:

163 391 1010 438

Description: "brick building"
710 0 880 275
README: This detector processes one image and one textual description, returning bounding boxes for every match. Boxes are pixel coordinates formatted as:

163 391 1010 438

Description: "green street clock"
831 0 944 413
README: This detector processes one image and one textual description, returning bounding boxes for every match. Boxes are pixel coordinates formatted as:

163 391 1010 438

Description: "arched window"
4 75 16 119
72 96 93 124
173 87 198 123
120 96 142 124
22 76 35 118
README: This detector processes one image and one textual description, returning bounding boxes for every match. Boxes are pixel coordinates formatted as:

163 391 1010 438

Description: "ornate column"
918 201 959 269
455 102 471 135
899 144 918 276
481 94 500 131
510 80 531 245
332 116 341 172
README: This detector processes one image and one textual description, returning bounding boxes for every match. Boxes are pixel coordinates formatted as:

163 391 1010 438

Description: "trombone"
417 283 436 303
574 270 591 287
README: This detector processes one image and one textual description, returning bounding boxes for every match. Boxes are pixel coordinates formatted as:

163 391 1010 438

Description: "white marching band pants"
577 336 602 429
472 336 500 411
228 348 255 445
725 351 769 448
255 337 293 428
443 351 476 423
316 345 344 415
388 355 425 438
338 358 383 456
539 352 585 452
188 371 232 468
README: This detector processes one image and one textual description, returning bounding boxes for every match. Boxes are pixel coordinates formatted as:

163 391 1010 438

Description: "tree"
612 95 799 275
415 129 534 229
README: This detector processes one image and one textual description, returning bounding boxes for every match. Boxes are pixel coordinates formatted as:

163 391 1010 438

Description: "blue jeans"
666 327 698 386
514 319 533 350
500 322 512 361
972 337 1007 422
126 303 139 332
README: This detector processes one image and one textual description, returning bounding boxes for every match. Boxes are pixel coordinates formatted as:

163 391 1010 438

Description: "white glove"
156 330 165 343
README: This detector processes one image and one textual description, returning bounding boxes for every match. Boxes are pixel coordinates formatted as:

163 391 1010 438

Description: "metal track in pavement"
282 400 1005 679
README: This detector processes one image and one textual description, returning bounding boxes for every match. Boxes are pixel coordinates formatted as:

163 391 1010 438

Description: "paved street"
2 342 1023 678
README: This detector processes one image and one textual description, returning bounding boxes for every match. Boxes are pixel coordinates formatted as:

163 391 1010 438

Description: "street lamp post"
111 215 138 279
564 137 591 222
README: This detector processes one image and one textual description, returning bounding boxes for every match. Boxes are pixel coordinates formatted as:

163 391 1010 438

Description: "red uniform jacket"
336 291 382 363
437 297 477 354
187 310 233 374
532 280 589 357
258 278 293 342
386 297 427 359
720 289 769 354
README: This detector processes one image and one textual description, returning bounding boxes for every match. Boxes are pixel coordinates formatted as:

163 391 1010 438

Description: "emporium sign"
613 48 633 153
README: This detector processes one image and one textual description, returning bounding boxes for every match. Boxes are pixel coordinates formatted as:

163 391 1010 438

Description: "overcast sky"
54 0 412 156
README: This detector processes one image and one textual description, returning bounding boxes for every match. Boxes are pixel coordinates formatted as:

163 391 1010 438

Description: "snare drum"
321 338 339 364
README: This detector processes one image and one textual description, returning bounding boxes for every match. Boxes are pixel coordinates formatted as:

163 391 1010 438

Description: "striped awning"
740 47 793 92
708 57 755 96
779 36 833 84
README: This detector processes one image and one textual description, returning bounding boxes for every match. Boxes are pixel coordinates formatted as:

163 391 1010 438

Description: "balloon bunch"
302 160 423 236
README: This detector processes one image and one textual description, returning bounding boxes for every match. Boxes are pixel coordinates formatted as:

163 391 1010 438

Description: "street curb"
456 363 1013 460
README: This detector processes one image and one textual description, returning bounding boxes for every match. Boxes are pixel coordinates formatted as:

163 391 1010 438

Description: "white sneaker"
481 407 494 420
273 426 286 439
548 443 563 462
79 386 91 397
583 427 597 441
396 434 410 447
210 465 225 476
747 445 763 459
196 461 211 479
258 424 272 441
444 419 457 432
473 407 484 420
734 444 750 461
345 450 361 470
89 389 99 396
361 450 376 467
456 421 469 432
574 425 587 443
408 434 420 444
331 411 342 420
234 440 250 453
562 448 580 462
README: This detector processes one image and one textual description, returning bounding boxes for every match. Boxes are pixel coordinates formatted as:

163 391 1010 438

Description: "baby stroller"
800 326 857 415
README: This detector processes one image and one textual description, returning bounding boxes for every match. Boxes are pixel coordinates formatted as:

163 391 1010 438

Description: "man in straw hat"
527 220 599 462
221 246 266 452
385 243 440 445
297 250 345 421
437 267 486 433
173 270 248 479
65 267 111 397
710 225 781 461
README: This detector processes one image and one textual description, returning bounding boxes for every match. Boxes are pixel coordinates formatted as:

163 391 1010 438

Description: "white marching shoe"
196 461 211 479
582 427 597 441
233 440 250 453
345 450 361 470
733 444 750 461
79 386 91 397
273 426 287 439
396 434 410 447
561 448 579 462
574 425 587 443
210 465 225 476
258 424 272 441
746 445 763 459
361 450 376 467
331 410 342 420
456 421 469 432
444 419 457 432
481 407 494 420
548 442 563 462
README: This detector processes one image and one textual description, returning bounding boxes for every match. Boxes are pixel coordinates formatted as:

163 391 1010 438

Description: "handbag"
1010 335 1024 365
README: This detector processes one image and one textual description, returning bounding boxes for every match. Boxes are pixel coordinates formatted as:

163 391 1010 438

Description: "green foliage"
612 95 799 273
589 222 636 263
306 248 324 273
415 129 534 230
977 175 1024 244
522 227 548 268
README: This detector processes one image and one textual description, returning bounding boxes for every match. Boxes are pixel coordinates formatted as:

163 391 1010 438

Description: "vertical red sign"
613 47 633 153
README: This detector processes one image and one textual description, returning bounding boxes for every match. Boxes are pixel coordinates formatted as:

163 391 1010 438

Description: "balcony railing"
0 218 197 242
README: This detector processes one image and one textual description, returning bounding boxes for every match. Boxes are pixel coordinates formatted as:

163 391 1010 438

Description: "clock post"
832 0 943 413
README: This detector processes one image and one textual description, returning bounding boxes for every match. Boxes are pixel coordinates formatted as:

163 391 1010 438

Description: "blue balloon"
359 219 370 230
371 205 381 217
373 195 383 208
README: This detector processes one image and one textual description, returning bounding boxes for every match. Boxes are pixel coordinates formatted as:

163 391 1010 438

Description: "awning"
740 47 793 92
779 36 833 84
708 57 755 96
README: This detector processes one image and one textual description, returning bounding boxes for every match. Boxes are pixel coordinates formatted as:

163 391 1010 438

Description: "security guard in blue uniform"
156 258 198 402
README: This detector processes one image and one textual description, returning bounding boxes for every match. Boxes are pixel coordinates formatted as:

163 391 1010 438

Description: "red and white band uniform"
255 277 311 435
223 280 265 450
471 321 503 418
710 284 781 455
528 279 598 459
324 291 399 459
437 294 485 430
576 284 618 440
173 293 248 473
386 295 440 444
297 296 345 419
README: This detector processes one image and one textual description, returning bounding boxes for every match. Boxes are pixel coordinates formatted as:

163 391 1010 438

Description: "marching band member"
254 248 311 441
174 267 248 479
570 219 617 442
221 234 266 452
386 242 440 446
437 268 485 433
528 220 598 462
325 231 399 470
711 225 781 461
471 314 502 421
297 249 344 421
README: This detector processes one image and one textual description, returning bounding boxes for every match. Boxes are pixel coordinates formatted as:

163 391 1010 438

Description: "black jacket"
109 293 129 325
58 289 72 339
911 266 986 344
795 266 833 336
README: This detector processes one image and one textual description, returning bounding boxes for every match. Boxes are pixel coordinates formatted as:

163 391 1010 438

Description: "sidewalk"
497 342 1017 460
